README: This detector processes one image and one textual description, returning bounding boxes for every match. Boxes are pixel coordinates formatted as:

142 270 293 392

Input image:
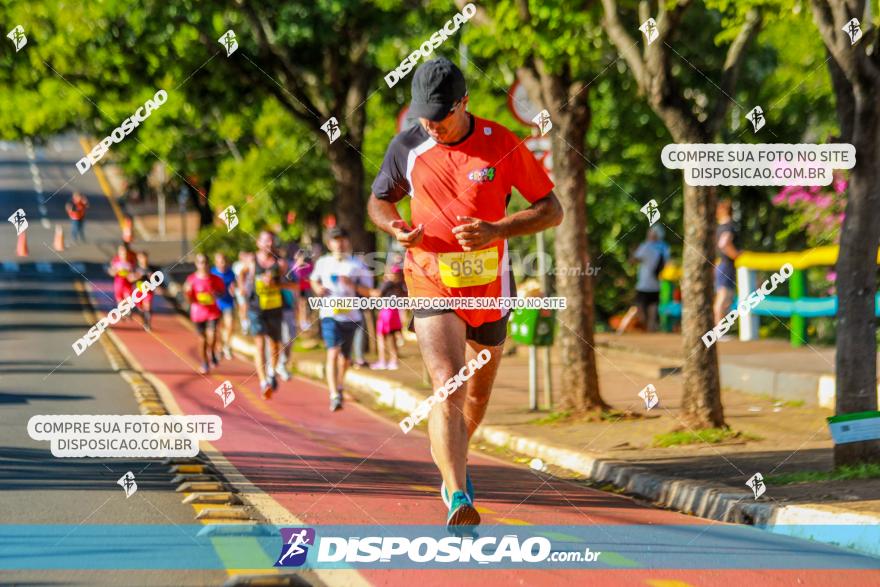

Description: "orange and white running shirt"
371 115 554 327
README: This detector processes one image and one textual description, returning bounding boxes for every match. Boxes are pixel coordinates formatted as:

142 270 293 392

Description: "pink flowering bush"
772 174 848 301
772 173 847 247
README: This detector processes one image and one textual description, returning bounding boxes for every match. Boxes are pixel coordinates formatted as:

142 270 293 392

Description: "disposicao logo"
76 89 168 175
275 527 315 567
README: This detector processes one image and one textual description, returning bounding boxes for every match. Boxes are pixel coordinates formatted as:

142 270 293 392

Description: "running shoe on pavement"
211 352 220 367
330 394 343 412
446 491 480 527
441 472 474 508
276 364 291 381
223 346 232 360
199 362 209 375
269 374 278 391
260 380 273 399
386 360 399 370
369 361 387 370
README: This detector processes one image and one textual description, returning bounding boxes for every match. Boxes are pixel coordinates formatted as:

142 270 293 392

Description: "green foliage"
0 0 846 323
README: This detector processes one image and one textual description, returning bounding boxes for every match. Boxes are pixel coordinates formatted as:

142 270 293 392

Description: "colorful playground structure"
658 245 880 347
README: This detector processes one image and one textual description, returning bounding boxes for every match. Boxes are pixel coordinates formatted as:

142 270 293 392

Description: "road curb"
231 331 880 559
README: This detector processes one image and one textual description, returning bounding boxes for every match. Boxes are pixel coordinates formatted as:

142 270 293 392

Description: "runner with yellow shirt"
244 230 297 398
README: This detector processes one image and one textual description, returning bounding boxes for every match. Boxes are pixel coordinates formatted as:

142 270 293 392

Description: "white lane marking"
36 262 53 273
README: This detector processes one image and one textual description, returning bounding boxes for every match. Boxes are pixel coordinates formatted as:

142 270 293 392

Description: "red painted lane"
92 285 880 586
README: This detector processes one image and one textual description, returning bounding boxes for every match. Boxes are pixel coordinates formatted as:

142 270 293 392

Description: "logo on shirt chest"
467 166 496 183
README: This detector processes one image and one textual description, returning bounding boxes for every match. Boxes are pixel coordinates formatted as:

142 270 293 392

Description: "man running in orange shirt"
367 57 563 527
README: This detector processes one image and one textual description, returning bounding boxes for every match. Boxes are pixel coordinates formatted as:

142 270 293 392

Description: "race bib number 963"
438 248 498 288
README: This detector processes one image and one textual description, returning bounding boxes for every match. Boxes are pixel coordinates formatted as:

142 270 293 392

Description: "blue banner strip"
0 525 877 570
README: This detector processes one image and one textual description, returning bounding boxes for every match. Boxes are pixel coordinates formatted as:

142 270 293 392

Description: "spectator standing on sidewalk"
66 192 89 243
714 199 740 337
370 264 405 370
630 225 670 332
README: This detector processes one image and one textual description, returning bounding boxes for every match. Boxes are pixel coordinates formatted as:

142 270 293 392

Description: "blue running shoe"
446 491 480 527
441 472 474 508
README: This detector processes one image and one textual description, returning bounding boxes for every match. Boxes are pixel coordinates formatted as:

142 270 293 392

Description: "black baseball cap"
410 57 467 122
327 226 348 239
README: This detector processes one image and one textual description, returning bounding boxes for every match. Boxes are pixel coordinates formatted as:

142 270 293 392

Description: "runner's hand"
391 220 423 249
452 216 498 251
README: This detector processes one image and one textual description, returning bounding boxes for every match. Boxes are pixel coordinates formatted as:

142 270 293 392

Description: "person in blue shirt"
631 225 671 332
211 252 237 361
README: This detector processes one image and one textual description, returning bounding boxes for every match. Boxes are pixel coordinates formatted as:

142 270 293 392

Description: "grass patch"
528 409 642 425
652 427 761 447
751 393 806 408
529 410 572 425
767 463 880 486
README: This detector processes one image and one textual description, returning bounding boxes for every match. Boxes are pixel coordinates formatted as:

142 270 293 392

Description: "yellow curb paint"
409 485 439 493
173 464 206 474
494 518 532 526
646 581 695 587
474 506 497 514
78 136 124 227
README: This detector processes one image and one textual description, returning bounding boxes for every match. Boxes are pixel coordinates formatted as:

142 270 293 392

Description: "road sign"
508 79 543 128
525 136 553 176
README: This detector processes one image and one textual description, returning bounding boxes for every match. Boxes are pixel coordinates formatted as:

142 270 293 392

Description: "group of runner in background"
106 228 407 406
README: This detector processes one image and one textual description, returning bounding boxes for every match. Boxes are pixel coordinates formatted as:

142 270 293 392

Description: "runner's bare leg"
337 353 351 391
254 336 268 382
267 338 281 374
463 339 504 440
415 313 468 495
325 347 340 396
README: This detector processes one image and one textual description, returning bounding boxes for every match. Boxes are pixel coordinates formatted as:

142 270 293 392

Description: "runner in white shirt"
310 227 374 411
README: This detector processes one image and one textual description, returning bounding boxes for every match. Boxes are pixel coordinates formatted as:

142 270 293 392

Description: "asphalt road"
0 137 227 586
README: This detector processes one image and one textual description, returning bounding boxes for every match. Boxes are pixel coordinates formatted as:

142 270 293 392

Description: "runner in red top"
184 253 226 374
368 57 563 527
107 243 136 307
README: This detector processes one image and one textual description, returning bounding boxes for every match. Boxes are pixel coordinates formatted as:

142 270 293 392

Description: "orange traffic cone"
122 216 133 244
53 225 65 251
16 231 28 257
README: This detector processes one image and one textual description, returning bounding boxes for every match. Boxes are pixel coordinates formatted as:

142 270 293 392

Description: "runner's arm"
367 194 423 248
452 192 563 251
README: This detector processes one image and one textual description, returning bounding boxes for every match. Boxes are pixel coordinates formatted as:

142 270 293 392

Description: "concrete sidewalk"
229 331 880 559
594 332 880 409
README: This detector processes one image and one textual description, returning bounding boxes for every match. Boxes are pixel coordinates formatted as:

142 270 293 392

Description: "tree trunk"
834 91 880 466
679 182 724 427
538 75 606 412
327 141 372 253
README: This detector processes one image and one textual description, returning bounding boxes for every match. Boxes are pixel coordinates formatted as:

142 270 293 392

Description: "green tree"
810 0 880 466
601 0 762 427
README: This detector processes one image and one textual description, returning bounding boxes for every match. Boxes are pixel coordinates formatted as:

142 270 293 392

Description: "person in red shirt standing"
184 253 226 374
66 192 89 243
368 57 563 527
